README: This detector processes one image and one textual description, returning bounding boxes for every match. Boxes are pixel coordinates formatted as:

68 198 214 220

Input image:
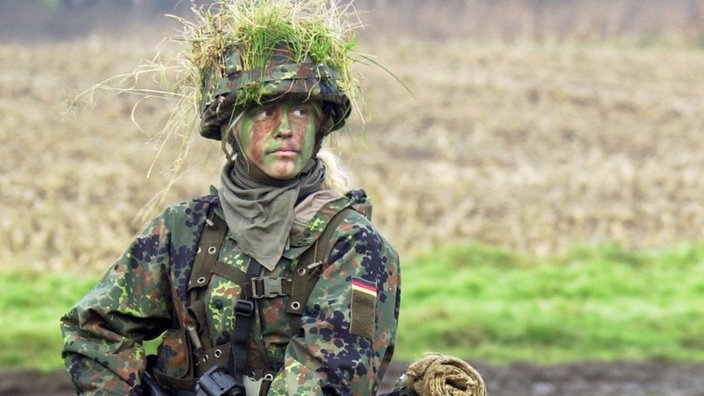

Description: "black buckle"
235 300 254 317
195 366 244 396
250 276 285 298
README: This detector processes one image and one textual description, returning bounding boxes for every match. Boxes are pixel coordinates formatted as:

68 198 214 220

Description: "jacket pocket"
153 328 196 389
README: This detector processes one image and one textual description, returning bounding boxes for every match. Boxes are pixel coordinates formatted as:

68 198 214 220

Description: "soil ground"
3 360 704 396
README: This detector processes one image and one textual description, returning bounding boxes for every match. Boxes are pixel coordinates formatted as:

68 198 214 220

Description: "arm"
269 215 401 395
60 214 174 395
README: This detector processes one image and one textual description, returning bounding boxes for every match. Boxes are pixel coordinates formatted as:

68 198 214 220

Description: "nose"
274 115 292 138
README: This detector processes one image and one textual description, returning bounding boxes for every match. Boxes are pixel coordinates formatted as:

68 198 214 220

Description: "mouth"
271 146 298 154
268 148 299 160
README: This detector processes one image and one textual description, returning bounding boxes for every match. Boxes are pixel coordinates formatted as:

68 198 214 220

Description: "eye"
253 106 275 121
290 106 312 119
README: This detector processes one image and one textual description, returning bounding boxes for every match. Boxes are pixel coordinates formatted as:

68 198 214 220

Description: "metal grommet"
290 301 301 310
197 276 207 284
264 373 274 381
214 349 222 358
249 371 256 378
197 247 202 254
296 267 306 276
202 354 209 363
207 246 217 255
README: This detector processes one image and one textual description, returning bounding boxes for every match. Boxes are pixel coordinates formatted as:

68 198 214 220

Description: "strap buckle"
250 276 287 298
235 300 254 317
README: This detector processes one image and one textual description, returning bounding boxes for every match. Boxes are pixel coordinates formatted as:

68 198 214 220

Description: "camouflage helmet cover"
200 45 351 141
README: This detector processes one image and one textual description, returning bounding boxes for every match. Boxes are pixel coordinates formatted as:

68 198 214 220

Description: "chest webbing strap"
198 207 352 315
286 207 352 315
184 206 353 379
229 258 262 383
187 207 228 353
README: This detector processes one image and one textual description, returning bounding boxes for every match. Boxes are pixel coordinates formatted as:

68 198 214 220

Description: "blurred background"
2 0 704 43
2 1 704 394
3 0 703 267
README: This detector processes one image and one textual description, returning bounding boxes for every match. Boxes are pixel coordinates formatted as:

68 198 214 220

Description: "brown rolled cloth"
392 353 487 396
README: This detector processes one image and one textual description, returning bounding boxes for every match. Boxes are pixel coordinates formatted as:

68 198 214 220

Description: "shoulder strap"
286 207 353 315
188 208 228 295
187 207 228 352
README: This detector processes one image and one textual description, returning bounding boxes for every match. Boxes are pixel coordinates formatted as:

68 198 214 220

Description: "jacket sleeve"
59 213 175 395
268 213 401 395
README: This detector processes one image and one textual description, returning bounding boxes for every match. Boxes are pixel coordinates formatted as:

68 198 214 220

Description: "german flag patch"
350 277 377 339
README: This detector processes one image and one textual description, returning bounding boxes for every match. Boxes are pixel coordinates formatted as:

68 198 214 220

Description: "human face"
238 99 319 180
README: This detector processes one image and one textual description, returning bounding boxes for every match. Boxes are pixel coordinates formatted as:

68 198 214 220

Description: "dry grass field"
2 36 703 273
2 0 704 274
363 40 704 256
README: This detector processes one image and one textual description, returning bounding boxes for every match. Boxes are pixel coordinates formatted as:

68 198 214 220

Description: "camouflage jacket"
60 188 400 395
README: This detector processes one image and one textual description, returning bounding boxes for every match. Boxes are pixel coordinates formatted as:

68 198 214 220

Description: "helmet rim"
199 47 351 141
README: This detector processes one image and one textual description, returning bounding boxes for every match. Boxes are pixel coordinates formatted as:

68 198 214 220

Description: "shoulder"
323 190 397 257
320 191 399 282
344 189 373 220
338 189 379 232
162 192 219 221
155 192 220 242
305 189 371 235
322 189 371 220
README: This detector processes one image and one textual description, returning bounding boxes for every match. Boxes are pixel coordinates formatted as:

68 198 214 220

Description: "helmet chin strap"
312 129 325 158
220 112 245 163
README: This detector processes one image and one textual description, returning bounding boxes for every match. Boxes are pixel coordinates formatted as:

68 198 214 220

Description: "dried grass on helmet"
176 0 364 112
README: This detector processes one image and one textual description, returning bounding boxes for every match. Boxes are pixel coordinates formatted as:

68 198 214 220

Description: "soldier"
60 1 400 395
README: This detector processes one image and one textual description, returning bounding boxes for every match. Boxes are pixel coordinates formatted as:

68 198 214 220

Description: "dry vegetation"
357 40 704 257
2 1 704 273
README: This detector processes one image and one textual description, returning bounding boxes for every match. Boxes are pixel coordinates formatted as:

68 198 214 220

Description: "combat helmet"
194 0 359 142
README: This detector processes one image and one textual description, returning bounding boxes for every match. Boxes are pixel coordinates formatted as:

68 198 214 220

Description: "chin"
266 169 298 180
264 162 304 180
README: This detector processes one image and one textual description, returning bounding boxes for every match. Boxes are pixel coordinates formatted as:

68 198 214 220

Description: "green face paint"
239 99 319 180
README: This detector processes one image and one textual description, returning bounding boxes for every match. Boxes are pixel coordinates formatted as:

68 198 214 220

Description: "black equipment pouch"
141 368 170 396
195 366 244 396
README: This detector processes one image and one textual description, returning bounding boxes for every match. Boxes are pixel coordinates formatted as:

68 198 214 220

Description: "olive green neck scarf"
218 154 325 270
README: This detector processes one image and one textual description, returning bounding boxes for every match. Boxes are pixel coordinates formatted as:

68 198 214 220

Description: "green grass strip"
0 272 98 371
396 242 704 363
3 242 704 371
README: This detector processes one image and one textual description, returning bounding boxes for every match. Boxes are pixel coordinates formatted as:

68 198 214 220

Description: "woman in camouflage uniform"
60 1 400 395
